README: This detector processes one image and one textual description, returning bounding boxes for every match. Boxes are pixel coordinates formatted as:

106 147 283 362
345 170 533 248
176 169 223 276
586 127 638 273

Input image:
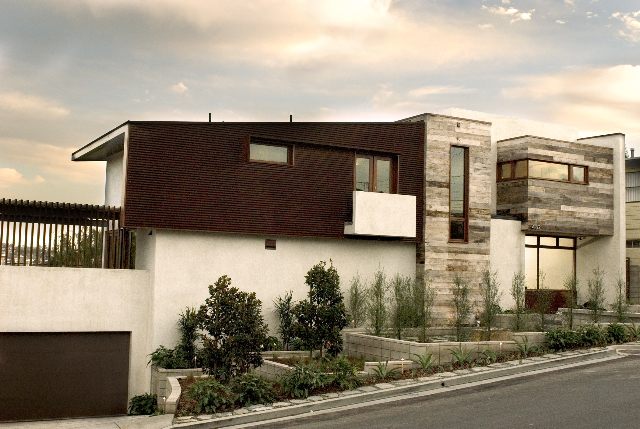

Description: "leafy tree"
293 261 348 357
451 274 472 341
612 275 630 323
510 271 526 331
177 307 199 368
563 273 579 329
274 291 295 350
390 274 413 339
413 273 436 342
535 271 552 331
479 269 501 340
586 266 606 323
348 274 367 328
48 226 104 268
366 268 388 336
198 276 268 379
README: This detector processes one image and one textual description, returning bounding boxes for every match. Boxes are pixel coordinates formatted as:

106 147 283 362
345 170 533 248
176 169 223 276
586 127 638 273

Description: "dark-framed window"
524 235 576 290
355 154 395 193
498 159 588 184
248 138 293 164
450 146 469 242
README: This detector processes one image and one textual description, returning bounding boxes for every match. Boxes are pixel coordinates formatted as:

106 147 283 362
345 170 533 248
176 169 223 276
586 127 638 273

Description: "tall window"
355 155 394 193
450 146 468 242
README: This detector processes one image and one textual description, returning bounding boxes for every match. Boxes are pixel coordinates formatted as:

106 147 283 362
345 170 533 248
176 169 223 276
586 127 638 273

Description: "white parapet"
344 191 416 238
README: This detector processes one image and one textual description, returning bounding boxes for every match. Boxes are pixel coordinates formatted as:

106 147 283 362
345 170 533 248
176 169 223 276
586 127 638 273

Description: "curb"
168 346 627 428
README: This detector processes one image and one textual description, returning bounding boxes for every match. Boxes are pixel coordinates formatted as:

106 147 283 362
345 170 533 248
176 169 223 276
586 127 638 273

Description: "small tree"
274 291 296 351
293 261 348 357
587 266 606 323
198 276 268 380
413 273 436 342
510 271 526 332
563 273 579 329
612 275 629 323
177 307 200 368
367 268 388 336
479 269 501 340
451 274 472 341
535 271 552 331
348 274 367 328
389 274 413 340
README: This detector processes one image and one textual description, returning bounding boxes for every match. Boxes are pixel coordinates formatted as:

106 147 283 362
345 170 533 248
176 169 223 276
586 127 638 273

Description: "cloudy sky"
1 0 639 204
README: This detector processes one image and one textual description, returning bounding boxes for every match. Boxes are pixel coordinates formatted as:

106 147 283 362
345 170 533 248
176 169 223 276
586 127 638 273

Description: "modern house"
0 109 625 420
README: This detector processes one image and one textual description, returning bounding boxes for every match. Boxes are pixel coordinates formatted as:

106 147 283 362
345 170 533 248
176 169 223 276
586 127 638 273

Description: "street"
247 355 640 429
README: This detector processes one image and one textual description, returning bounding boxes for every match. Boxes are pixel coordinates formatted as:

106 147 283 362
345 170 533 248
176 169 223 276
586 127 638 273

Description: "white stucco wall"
489 217 524 310
0 265 152 400
135 229 417 348
575 133 626 306
105 151 124 207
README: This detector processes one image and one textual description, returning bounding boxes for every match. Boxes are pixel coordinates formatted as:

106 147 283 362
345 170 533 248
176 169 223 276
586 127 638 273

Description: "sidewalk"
2 344 638 429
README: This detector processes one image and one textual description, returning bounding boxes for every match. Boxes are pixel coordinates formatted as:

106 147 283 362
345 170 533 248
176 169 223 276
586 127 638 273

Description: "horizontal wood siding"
496 136 614 236
123 122 424 241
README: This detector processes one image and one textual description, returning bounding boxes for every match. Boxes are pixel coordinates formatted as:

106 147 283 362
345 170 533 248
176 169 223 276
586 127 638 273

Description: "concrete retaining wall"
558 308 640 327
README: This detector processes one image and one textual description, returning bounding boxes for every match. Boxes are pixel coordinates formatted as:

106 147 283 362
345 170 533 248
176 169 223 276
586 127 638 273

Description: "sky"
1 0 639 205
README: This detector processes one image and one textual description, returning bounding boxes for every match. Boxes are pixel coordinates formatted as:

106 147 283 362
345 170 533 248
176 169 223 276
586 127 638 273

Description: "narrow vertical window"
450 146 468 242
355 156 371 191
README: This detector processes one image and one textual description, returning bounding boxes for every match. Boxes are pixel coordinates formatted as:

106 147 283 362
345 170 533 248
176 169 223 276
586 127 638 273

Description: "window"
626 171 640 202
498 159 588 184
627 239 640 248
249 139 293 164
525 236 576 290
450 146 468 242
355 155 394 193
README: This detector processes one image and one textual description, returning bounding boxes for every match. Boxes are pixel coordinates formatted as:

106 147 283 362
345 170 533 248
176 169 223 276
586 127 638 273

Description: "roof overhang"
72 122 129 161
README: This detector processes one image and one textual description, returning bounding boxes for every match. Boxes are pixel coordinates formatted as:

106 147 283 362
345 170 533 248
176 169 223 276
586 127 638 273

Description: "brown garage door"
0 332 130 422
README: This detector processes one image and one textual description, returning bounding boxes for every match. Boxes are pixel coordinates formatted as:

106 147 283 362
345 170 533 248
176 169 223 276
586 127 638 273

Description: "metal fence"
0 199 134 269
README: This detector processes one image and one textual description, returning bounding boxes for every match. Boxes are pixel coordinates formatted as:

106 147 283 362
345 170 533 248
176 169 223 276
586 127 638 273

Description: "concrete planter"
558 308 640 327
151 367 203 412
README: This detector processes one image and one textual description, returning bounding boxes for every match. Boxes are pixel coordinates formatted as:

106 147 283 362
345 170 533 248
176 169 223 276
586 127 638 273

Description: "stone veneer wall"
496 136 614 236
401 114 492 323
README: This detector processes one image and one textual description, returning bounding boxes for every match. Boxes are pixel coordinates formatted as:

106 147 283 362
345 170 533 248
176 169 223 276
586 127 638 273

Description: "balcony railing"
0 199 134 269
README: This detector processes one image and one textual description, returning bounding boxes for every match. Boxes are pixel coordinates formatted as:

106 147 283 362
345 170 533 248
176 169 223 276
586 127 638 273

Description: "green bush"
367 269 388 336
479 269 501 340
229 374 276 407
178 307 199 368
586 267 606 323
148 345 189 369
198 276 268 379
348 274 367 328
293 261 348 357
279 364 330 398
184 378 234 415
579 323 607 347
274 291 296 351
510 271 526 331
329 355 359 389
606 323 629 344
390 274 414 340
545 328 581 352
128 393 158 415
262 336 282 351
413 273 436 343
451 275 472 342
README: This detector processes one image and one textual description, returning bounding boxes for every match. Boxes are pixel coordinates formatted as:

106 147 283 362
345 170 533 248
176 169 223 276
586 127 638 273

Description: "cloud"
169 82 188 94
556 20 566 24
502 65 640 135
482 5 534 23
0 168 24 188
0 92 69 118
478 23 493 29
612 10 640 42
409 85 475 98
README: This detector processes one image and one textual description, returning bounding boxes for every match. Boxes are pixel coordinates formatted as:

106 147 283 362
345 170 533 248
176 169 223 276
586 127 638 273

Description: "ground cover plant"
128 393 158 415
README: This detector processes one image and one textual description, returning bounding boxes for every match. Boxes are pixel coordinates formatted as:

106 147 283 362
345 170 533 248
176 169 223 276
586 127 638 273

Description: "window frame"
525 235 576 289
354 154 397 194
498 159 588 185
247 137 294 165
449 145 469 243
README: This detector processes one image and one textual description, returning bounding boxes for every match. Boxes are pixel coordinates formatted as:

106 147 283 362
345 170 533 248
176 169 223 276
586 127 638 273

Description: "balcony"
344 191 416 238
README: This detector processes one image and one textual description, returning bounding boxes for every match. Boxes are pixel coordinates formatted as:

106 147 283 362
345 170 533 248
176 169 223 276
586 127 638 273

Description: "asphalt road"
247 355 640 429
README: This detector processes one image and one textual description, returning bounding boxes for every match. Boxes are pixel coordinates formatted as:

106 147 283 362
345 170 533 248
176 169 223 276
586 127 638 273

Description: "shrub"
329 355 359 389
451 274 472 341
578 323 606 347
479 269 501 340
534 271 552 331
510 271 526 332
293 261 348 357
514 336 538 357
586 267 606 323
563 273 579 330
389 274 414 340
545 328 580 352
612 276 630 323
371 361 399 380
178 307 199 368
198 276 268 379
184 378 234 414
414 352 435 370
606 323 629 344
448 345 474 365
274 291 296 351
348 274 367 328
279 364 330 398
229 374 276 407
148 345 189 369
128 393 157 415
628 323 640 341
367 268 388 336
413 273 436 343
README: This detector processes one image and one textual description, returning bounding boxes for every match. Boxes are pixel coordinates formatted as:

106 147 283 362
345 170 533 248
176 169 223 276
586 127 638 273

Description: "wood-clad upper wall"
496 136 614 236
123 122 425 241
